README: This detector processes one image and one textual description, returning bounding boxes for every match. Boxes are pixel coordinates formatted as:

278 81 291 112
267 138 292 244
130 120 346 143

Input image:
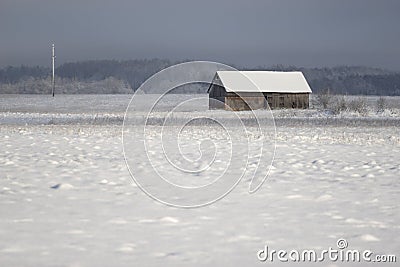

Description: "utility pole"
52 43 55 97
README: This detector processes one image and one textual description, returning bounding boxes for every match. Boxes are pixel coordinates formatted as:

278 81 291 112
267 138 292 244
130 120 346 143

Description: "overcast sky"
1 0 399 70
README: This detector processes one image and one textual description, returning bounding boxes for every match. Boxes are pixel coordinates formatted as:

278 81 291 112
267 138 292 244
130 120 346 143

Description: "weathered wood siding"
224 93 265 111
264 93 309 109
209 81 310 110
208 83 226 109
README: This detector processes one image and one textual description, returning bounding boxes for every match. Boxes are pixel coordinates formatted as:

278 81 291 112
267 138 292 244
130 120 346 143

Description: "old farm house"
208 71 312 110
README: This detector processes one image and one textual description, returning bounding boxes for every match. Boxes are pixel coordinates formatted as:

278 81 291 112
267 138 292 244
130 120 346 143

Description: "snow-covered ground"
0 95 399 266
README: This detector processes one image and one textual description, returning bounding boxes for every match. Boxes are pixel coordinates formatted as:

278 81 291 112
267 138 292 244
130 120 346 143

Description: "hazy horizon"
1 0 400 71
1 58 399 73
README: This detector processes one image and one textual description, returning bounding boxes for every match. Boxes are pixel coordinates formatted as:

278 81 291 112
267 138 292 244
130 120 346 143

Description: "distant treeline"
1 59 400 95
261 65 400 96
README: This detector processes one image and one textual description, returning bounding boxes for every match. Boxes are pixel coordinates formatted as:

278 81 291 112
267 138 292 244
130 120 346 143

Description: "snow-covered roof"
215 71 312 93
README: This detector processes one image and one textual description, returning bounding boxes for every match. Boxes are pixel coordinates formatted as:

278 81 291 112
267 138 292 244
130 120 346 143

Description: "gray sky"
1 0 400 70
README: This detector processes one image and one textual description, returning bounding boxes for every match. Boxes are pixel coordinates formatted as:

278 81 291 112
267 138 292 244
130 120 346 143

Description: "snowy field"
0 94 399 266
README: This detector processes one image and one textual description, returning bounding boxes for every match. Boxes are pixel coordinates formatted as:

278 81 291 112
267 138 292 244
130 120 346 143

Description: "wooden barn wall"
209 87 310 110
224 96 266 111
208 84 226 109
209 97 226 109
263 93 309 109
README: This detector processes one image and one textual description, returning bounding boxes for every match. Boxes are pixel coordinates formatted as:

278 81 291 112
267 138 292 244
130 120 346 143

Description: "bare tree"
331 95 348 114
314 88 332 109
349 97 368 115
376 96 387 112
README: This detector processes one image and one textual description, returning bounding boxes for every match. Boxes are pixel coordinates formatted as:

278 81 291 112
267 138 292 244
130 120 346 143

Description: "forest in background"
1 59 400 95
